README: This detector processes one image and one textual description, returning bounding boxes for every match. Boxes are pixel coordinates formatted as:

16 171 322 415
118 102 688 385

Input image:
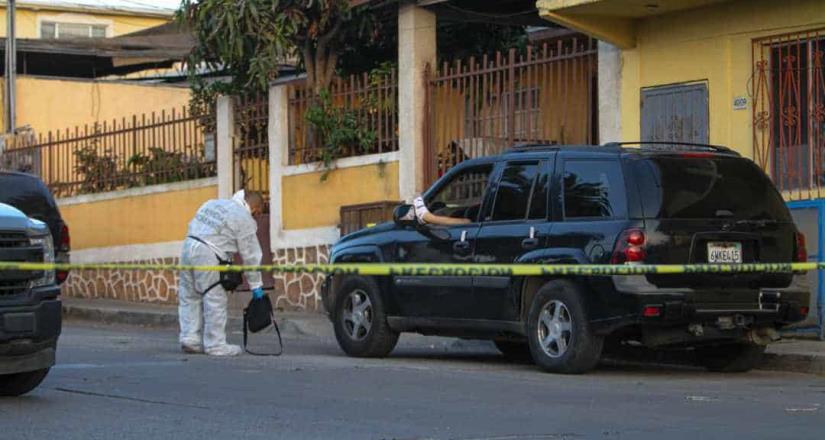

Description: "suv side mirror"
393 204 415 226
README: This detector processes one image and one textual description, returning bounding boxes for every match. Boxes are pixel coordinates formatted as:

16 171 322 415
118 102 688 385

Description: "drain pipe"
4 0 17 140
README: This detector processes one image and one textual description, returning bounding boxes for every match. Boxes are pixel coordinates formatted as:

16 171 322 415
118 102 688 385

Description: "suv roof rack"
602 141 737 154
509 142 559 150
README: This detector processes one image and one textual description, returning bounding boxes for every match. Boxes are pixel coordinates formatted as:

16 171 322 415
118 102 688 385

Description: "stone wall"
62 257 179 305
61 245 331 312
270 244 330 312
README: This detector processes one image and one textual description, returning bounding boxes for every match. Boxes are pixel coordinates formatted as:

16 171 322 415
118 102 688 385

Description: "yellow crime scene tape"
1 261 824 276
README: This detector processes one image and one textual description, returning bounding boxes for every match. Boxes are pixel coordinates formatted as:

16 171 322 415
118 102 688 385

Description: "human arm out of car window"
413 196 471 226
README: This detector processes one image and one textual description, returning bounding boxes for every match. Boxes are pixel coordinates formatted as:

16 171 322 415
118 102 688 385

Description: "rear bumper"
597 274 810 343
0 291 61 374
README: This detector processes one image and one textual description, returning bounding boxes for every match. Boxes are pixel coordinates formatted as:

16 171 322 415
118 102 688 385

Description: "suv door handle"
521 237 539 249
522 226 539 249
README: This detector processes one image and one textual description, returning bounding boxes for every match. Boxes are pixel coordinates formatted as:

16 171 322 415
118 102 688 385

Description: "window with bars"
40 21 108 39
753 30 825 196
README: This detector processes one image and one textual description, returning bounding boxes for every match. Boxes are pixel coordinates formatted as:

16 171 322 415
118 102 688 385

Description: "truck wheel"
527 280 603 374
0 368 50 397
333 276 399 358
494 340 532 362
696 343 766 373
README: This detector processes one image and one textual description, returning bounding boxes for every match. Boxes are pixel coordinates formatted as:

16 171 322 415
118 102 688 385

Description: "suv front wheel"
333 276 399 358
527 280 603 374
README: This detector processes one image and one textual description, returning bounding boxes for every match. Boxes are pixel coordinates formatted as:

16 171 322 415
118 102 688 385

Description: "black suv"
0 202 61 395
324 143 810 374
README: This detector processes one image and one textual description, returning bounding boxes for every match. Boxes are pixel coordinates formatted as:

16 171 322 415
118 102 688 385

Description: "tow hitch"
746 327 780 345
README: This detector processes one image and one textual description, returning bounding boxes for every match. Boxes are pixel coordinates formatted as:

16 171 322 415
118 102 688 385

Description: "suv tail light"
59 223 71 252
56 223 70 284
611 229 646 264
794 232 807 263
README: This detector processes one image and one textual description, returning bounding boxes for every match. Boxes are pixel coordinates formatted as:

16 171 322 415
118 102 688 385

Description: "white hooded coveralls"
178 191 263 355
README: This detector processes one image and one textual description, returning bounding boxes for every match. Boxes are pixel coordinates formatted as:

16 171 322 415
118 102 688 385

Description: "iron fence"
753 29 825 201
424 37 598 184
287 70 399 166
0 106 216 198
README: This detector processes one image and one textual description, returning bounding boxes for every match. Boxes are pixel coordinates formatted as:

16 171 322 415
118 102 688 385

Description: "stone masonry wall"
62 245 331 312
270 244 330 312
62 257 180 305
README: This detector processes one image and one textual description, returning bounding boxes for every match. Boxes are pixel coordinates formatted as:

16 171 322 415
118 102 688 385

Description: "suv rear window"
629 156 791 221
563 160 626 219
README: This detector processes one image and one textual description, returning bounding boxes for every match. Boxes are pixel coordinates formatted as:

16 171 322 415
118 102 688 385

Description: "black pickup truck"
0 202 61 396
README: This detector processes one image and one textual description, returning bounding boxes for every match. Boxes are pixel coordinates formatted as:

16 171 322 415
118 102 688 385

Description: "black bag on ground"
243 294 283 356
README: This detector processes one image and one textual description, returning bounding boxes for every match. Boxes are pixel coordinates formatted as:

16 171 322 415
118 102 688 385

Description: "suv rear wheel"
696 343 766 373
333 276 399 358
527 280 603 374
0 368 50 396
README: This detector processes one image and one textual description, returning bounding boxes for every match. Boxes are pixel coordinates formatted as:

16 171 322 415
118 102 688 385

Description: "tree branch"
302 43 316 90
322 51 338 89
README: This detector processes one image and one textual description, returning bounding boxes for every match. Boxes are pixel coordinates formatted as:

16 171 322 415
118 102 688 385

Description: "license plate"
707 242 743 264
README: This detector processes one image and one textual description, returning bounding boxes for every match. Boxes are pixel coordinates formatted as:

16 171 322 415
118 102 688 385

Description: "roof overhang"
9 1 176 18
0 25 194 77
536 0 731 48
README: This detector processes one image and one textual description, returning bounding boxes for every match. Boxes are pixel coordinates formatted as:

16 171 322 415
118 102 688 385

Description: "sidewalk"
61 298 825 376
61 297 333 339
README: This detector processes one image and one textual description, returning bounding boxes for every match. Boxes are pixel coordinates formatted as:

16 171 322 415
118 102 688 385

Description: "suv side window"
563 160 626 219
490 162 541 221
428 164 493 221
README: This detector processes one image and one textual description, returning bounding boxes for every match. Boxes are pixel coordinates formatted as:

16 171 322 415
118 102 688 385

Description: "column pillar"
397 2 436 200
216 95 235 199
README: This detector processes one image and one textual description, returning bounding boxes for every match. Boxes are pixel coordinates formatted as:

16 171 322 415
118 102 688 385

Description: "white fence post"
216 95 235 199
268 83 289 251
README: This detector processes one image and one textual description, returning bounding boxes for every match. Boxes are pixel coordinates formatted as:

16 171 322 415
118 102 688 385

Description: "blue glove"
252 287 265 300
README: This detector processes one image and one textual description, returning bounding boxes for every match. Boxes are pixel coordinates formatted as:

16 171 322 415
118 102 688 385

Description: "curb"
63 302 178 328
759 353 825 376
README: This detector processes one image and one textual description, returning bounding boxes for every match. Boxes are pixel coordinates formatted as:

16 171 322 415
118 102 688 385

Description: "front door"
473 158 552 321
392 163 494 319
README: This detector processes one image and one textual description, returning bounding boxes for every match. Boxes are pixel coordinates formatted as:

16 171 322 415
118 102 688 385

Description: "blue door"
787 200 825 339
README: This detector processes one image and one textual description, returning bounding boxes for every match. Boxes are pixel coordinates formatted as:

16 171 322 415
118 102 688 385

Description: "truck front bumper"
0 291 61 374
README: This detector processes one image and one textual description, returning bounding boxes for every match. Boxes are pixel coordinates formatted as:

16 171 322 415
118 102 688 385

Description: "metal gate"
232 93 273 290
641 82 709 144
233 94 270 201
423 37 598 184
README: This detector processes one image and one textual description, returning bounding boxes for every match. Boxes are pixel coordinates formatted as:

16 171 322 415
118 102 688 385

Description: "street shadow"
383 341 730 378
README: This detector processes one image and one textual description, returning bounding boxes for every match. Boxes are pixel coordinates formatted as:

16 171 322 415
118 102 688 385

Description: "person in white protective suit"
178 190 265 356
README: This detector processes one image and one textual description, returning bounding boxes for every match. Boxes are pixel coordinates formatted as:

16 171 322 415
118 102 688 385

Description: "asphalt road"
1 322 824 440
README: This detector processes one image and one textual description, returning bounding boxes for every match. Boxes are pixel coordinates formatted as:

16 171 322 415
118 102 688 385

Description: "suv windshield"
630 156 791 221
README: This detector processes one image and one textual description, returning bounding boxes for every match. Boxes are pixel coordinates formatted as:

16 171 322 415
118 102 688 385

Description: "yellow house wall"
618 0 825 157
60 184 216 250
282 162 400 230
0 8 170 38
1 76 190 134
